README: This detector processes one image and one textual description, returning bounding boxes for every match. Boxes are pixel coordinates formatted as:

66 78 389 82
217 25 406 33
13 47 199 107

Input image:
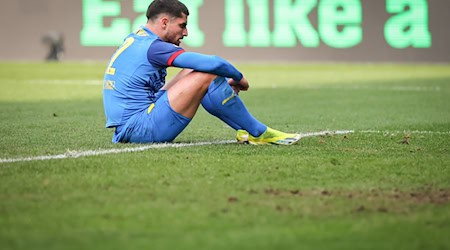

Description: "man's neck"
145 23 162 39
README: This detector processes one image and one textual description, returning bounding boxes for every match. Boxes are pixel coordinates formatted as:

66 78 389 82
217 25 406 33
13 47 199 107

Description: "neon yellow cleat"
236 127 301 145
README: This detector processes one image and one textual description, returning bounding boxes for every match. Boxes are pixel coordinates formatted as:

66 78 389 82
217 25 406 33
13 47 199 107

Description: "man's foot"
236 127 301 145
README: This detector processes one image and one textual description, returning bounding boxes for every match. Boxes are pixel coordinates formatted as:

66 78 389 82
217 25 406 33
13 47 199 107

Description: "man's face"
165 14 188 46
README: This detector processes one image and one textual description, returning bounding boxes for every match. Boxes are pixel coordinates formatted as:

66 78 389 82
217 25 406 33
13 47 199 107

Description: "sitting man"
103 0 301 145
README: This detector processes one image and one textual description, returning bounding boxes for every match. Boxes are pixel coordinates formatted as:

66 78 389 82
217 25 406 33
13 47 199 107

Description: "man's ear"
160 16 169 29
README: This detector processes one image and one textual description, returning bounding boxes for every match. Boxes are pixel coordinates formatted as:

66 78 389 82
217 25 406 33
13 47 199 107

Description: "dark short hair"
146 0 189 20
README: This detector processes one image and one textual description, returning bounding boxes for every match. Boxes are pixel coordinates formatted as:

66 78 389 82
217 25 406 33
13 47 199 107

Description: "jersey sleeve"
147 39 185 68
172 52 243 81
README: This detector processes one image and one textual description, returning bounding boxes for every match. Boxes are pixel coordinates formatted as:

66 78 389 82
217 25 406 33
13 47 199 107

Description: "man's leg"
165 71 266 136
166 71 266 135
200 76 267 137
165 71 216 119
166 71 301 145
200 76 301 145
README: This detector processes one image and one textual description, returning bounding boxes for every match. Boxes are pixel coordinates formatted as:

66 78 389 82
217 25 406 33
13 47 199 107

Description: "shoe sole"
237 135 302 145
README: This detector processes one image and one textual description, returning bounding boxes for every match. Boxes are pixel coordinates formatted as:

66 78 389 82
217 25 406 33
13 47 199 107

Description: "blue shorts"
112 91 191 143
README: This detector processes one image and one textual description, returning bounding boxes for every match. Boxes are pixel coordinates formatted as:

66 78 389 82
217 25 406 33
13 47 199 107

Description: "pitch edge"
4 129 449 164
7 129 443 164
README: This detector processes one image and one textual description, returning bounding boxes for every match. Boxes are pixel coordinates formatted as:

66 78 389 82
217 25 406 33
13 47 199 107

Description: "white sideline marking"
0 140 233 164
360 130 450 135
0 130 354 164
306 85 442 92
299 130 354 137
2 129 448 164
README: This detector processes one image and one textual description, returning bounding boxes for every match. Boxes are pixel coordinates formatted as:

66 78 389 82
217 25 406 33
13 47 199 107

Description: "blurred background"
0 0 449 62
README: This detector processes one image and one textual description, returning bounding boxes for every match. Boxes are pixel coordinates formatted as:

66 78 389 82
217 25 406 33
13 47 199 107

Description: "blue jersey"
103 26 244 129
103 26 184 128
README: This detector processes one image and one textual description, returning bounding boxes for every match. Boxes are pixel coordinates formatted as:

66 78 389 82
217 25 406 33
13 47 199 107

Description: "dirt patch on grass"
246 186 450 214
258 187 449 204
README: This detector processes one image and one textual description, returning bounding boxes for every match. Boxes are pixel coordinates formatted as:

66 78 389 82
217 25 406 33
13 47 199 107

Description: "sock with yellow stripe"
201 77 266 137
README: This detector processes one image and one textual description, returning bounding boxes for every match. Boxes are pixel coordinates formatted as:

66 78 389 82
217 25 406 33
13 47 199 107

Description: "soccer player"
103 0 301 145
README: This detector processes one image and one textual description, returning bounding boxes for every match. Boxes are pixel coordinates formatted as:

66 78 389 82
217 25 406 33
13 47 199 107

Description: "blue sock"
201 77 267 137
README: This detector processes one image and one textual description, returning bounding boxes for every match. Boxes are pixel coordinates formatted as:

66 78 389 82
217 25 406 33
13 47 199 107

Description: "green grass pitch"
0 62 449 250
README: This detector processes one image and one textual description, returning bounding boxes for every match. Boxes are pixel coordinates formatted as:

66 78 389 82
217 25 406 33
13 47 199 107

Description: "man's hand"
228 77 249 95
